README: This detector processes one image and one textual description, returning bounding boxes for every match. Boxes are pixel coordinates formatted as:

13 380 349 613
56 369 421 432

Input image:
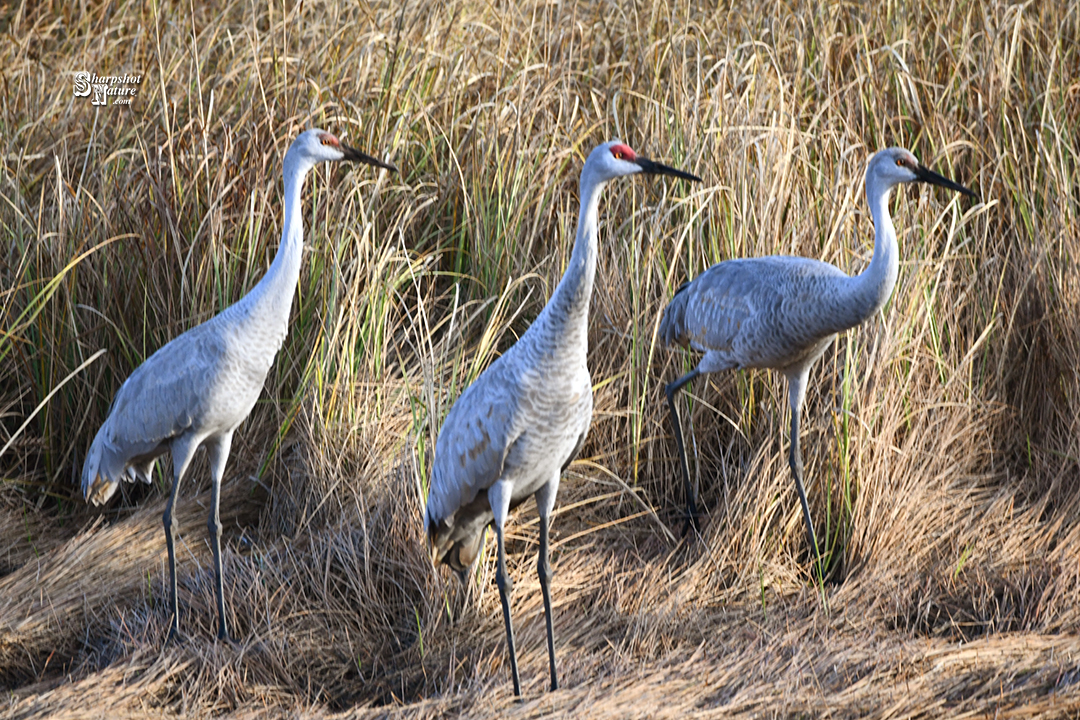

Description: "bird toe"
164 626 187 648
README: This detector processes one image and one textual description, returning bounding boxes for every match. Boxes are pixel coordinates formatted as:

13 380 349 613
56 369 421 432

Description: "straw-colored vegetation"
2 0 1078 717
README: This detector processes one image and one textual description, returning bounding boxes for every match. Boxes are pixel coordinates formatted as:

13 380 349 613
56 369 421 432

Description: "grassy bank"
1 0 1078 716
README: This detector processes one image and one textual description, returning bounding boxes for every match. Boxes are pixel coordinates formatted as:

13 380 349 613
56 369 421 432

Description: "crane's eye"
322 138 333 146
613 151 623 159
896 158 905 167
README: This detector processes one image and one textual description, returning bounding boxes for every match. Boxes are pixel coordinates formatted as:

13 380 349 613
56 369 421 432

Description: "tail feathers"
659 281 692 348
427 512 486 578
127 458 156 485
81 447 120 507
442 529 486 579
81 428 155 506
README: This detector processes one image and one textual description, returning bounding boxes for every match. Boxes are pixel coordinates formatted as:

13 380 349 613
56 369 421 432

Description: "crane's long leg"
163 434 200 645
488 480 521 697
786 368 822 577
535 475 560 692
665 369 701 533
205 432 234 642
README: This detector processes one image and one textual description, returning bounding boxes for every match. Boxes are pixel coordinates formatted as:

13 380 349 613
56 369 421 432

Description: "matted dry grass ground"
2 0 1079 717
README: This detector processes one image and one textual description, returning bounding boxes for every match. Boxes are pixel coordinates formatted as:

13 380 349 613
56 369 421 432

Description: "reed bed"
1 0 1078 716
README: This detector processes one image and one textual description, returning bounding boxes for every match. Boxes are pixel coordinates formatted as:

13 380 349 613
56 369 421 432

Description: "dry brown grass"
2 0 1079 717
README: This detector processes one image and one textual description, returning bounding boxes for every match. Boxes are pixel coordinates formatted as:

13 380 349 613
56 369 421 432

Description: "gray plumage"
424 140 699 696
81 128 395 643
661 256 857 371
662 147 976 567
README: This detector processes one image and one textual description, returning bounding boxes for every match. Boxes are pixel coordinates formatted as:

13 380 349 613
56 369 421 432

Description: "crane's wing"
107 322 226 445
661 259 759 353
424 360 520 537
662 257 847 356
81 321 226 503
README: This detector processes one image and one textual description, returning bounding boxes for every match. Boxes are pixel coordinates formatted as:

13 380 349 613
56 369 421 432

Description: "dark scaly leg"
786 367 823 581
206 432 234 642
535 477 560 691
489 481 521 696
163 435 199 646
666 369 701 534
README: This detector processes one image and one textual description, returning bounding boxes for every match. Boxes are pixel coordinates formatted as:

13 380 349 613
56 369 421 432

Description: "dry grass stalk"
0 0 1078 716
0 482 261 682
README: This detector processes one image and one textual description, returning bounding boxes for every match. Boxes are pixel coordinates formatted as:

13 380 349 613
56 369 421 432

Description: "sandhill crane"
81 128 396 643
425 141 699 696
661 147 975 567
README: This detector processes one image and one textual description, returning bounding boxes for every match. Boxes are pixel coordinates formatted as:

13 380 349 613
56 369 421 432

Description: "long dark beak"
341 144 398 172
635 157 701 183
914 163 976 198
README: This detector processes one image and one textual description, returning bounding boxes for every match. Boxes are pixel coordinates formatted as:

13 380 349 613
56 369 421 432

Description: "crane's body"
425 141 699 696
662 256 867 373
661 147 975 565
424 334 592 574
82 228 303 505
81 129 395 643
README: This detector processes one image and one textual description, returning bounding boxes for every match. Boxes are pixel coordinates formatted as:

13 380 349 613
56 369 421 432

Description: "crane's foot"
679 508 707 539
808 549 832 585
677 496 709 539
216 625 235 644
164 626 187 648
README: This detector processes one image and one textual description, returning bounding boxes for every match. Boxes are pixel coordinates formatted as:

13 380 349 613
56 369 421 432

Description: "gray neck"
234 153 310 329
536 165 605 342
844 175 899 327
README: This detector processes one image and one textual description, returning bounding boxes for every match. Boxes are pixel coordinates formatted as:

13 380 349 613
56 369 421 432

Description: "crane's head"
584 140 701 184
868 147 976 198
287 128 398 172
